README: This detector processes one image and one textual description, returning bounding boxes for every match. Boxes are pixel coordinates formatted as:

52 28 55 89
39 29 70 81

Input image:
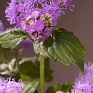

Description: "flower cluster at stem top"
73 63 93 93
5 0 74 42
0 77 24 93
56 63 93 93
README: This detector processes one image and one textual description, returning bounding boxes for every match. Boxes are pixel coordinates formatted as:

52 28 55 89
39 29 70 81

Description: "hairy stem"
40 55 45 93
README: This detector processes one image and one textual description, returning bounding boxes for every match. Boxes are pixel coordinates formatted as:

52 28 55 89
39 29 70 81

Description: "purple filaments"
73 63 93 93
62 0 75 11
0 77 24 93
5 0 73 42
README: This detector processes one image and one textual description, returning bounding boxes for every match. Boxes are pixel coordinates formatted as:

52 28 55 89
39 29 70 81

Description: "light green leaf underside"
23 79 39 93
0 29 28 49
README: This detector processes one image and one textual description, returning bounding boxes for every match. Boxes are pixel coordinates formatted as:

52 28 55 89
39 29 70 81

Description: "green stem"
40 55 45 93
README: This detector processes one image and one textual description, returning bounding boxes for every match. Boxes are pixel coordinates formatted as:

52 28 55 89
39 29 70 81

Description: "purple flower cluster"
73 63 93 93
0 77 24 93
5 0 73 42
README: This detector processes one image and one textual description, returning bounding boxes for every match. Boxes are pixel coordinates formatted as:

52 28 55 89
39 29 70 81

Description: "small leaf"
23 79 39 93
0 29 28 49
0 45 10 63
54 84 63 92
65 82 72 92
45 87 54 93
46 82 72 93
61 82 72 92
34 28 85 73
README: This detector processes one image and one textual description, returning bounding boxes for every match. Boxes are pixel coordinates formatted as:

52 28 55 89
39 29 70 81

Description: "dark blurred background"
0 0 93 87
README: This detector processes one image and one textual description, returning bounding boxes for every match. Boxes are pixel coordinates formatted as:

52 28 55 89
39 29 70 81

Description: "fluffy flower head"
73 63 93 93
5 0 73 42
0 77 24 93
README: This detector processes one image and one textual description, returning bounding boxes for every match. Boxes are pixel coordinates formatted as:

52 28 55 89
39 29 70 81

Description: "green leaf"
46 82 72 93
19 57 40 79
19 57 53 82
34 28 85 73
0 45 10 63
54 84 63 92
0 29 28 49
45 87 54 93
60 82 72 92
23 79 39 93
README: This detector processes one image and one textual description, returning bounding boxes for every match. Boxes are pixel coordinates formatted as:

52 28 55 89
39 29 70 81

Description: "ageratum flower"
5 0 73 42
0 77 24 93
73 63 93 93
